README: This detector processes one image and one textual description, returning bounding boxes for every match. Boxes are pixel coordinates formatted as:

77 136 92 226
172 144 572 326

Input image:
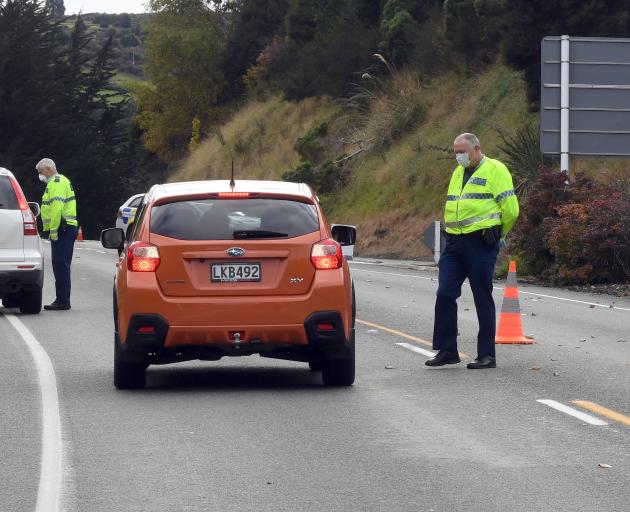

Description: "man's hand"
41 231 50 240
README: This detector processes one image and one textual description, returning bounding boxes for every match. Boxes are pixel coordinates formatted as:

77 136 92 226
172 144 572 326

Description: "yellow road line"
356 319 469 359
572 400 630 428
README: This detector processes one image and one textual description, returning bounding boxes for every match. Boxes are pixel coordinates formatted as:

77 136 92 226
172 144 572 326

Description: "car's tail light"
8 175 38 236
311 239 342 270
127 242 161 272
218 192 251 198
21 209 38 236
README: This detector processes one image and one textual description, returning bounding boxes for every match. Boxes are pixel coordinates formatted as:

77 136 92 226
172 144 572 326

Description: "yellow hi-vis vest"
444 157 519 236
41 174 78 241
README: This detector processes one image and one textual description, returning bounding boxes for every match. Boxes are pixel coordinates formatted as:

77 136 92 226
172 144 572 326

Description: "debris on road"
598 464 612 469
385 365 396 370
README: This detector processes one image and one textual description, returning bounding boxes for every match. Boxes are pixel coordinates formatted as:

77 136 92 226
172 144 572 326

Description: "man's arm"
493 164 519 236
45 180 64 241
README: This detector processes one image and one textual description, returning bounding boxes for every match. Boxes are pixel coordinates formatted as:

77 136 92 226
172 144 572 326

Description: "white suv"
0 168 44 314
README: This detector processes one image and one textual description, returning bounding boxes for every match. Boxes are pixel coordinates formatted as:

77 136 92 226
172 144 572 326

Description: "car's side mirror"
101 228 125 252
28 202 40 218
331 224 357 247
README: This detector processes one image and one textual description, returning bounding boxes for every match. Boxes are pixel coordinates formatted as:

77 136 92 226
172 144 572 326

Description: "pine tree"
0 1 134 235
45 0 64 17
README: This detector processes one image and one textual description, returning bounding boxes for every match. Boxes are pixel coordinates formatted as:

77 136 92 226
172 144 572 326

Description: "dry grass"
173 96 339 182
354 210 433 259
347 61 427 153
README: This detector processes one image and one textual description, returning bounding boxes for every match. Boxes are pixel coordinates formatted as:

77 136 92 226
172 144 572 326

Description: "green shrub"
282 159 344 195
294 122 328 162
497 122 547 197
511 168 630 284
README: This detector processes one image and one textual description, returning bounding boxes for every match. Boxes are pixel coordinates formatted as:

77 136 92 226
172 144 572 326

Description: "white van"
0 168 44 314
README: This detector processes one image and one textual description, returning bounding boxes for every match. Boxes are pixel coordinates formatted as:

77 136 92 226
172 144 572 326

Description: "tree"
443 0 497 64
44 0 64 17
133 0 225 161
380 0 419 66
220 0 288 98
480 0 630 102
0 1 138 236
259 0 379 100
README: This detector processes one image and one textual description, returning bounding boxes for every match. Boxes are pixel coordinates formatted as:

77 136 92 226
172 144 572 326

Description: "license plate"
211 263 261 282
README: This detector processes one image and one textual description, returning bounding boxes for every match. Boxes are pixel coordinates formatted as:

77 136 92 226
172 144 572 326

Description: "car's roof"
0 167 14 177
149 180 314 202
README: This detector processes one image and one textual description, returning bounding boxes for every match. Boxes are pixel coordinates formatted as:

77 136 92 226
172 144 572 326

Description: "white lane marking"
352 268 434 281
517 290 630 312
537 399 608 426
396 342 436 358
351 267 630 312
4 314 63 512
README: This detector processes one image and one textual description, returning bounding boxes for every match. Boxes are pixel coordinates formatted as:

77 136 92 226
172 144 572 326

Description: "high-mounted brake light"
218 192 251 198
311 239 343 270
8 175 38 236
127 241 161 272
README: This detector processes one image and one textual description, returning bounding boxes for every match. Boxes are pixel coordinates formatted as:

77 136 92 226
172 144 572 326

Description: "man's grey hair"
36 158 57 172
454 133 481 148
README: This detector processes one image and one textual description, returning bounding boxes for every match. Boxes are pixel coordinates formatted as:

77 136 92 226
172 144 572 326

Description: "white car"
0 168 43 313
116 193 144 233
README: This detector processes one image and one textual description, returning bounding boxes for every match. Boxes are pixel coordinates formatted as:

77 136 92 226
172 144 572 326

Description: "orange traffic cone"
77 226 84 242
495 261 533 344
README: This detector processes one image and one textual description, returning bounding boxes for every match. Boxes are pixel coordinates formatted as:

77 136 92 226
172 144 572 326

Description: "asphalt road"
1 241 629 511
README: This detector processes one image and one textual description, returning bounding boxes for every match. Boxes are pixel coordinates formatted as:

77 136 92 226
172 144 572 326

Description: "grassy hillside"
174 62 535 259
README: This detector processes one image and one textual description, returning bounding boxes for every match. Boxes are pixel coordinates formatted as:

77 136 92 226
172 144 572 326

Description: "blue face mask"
455 152 470 167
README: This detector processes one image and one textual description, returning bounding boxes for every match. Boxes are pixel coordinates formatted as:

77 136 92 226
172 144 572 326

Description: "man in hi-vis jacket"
426 133 519 369
37 158 78 311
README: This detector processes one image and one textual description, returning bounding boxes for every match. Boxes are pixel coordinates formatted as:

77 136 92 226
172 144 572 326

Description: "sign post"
560 35 570 174
541 36 630 165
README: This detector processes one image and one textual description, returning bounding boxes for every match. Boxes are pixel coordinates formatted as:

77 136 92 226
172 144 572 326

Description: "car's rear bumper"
0 268 44 295
118 310 353 364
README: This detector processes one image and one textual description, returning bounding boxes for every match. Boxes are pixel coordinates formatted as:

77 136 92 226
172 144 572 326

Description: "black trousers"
51 225 78 305
432 231 499 358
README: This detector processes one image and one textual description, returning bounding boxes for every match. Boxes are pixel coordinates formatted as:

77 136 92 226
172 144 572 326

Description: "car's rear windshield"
150 198 320 240
0 176 19 210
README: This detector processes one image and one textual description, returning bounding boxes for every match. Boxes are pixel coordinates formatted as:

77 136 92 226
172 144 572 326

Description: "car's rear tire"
322 337 355 387
308 361 322 371
114 332 146 389
114 358 146 389
18 289 42 314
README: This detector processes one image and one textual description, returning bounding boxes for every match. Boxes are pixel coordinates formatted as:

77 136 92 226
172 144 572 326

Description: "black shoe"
425 350 461 367
44 302 71 311
467 355 496 369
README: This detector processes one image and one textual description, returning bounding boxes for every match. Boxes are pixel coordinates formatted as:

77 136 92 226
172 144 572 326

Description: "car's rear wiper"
233 230 288 239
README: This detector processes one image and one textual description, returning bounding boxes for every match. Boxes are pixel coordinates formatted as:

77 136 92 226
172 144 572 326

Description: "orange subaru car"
101 180 356 389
